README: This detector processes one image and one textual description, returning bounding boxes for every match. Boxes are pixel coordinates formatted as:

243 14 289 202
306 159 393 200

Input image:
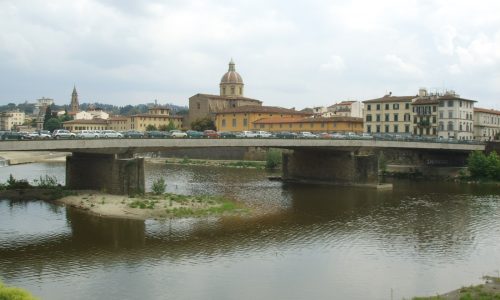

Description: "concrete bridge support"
282 149 379 186
66 153 145 195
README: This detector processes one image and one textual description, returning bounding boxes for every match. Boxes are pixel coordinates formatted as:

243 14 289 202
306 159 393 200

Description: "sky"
0 0 499 110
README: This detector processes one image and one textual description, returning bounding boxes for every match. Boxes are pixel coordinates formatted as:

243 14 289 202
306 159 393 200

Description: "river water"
1 162 500 300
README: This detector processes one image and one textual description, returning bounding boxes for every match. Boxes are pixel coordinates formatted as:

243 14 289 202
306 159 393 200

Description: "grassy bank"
413 276 500 300
0 280 38 300
161 157 267 169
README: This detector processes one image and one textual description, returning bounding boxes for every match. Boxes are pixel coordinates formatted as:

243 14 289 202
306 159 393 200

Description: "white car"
298 132 318 138
52 129 76 139
255 131 273 138
28 130 51 139
99 130 123 138
241 131 259 138
76 130 100 139
169 130 187 138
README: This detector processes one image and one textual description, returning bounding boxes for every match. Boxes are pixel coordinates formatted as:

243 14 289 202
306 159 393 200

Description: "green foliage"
58 110 72 122
191 116 215 131
145 124 157 131
151 177 166 195
265 149 282 169
129 199 157 209
166 120 177 131
33 175 59 188
467 151 500 181
45 118 62 132
43 105 53 129
6 174 31 189
0 280 39 300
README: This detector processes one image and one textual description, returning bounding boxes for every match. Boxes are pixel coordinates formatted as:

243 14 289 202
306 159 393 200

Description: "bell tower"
70 85 79 113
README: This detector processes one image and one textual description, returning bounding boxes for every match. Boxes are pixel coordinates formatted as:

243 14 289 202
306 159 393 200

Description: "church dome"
220 59 244 84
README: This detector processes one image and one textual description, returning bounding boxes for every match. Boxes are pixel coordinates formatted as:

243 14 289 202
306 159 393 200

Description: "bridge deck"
0 139 485 154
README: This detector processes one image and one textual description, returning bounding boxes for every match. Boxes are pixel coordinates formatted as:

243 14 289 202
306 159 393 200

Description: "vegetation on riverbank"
163 157 266 169
0 174 75 200
0 280 38 300
412 276 500 300
465 151 500 182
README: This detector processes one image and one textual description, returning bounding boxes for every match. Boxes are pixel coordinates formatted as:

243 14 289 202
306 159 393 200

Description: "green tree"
43 105 53 129
58 110 72 122
151 177 166 195
191 117 215 131
265 149 282 169
45 118 62 132
166 120 176 131
145 124 157 131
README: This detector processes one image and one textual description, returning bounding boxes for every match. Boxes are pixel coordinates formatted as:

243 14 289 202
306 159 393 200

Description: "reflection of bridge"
0 139 485 193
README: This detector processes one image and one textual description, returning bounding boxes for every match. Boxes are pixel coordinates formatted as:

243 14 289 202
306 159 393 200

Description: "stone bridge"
0 139 485 194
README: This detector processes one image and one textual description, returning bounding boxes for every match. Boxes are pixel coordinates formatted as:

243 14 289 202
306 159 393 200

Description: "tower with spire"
220 59 244 97
70 85 80 113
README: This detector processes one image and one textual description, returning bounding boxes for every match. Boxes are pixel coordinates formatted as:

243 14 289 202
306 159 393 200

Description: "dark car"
122 130 144 138
145 131 168 138
1 131 29 140
186 130 204 138
203 130 219 139
219 131 238 138
275 132 297 139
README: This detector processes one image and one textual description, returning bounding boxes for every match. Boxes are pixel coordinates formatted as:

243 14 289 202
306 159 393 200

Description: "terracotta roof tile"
253 116 363 124
217 105 312 115
474 107 500 115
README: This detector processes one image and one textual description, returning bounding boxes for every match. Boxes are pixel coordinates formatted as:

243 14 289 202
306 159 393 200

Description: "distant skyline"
1 0 499 110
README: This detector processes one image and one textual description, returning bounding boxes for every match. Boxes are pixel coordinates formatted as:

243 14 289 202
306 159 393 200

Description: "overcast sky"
1 0 499 110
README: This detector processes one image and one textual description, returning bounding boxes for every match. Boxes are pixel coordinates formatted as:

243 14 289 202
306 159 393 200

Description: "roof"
474 107 500 115
253 116 363 124
331 101 356 106
363 95 416 104
216 105 312 115
191 93 262 103
412 98 439 105
108 117 129 121
63 118 108 125
438 94 476 102
220 60 244 84
130 114 183 119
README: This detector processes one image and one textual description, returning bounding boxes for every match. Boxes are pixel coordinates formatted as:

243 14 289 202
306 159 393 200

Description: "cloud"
383 54 423 78
320 55 345 72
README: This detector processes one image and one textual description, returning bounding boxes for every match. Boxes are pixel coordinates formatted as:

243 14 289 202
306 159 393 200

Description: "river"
1 161 500 300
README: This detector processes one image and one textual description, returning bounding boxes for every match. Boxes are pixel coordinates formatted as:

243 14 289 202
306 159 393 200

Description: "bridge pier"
66 153 144 195
282 149 383 187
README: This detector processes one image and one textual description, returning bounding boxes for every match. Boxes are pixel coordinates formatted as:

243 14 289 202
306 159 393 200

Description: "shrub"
151 177 166 195
33 175 58 188
6 174 31 189
265 149 282 169
467 151 500 180
0 280 39 300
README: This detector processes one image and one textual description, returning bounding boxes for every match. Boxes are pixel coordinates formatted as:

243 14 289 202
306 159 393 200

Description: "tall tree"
43 106 53 130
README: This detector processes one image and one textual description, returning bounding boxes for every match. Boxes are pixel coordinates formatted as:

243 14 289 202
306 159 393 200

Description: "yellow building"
253 116 363 133
130 106 183 131
62 118 108 131
107 116 129 132
214 106 311 131
363 94 414 134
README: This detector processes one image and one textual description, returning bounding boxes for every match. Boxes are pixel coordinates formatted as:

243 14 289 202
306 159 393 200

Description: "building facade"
363 94 414 134
473 107 500 141
129 106 183 131
107 117 130 132
436 92 475 140
62 118 108 131
214 105 311 132
411 93 438 136
253 116 363 133
0 110 26 131
328 101 363 118
188 60 262 126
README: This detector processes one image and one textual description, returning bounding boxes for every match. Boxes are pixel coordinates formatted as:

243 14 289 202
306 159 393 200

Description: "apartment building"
328 101 363 118
362 94 414 134
473 107 500 141
436 92 475 140
0 110 26 131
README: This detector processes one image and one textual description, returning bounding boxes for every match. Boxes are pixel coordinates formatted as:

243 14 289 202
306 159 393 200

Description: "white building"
328 101 363 118
473 107 500 141
75 109 109 120
436 91 475 140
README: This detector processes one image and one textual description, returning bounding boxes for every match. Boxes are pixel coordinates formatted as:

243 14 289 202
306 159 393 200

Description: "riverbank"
54 190 250 220
149 157 268 169
0 151 68 165
413 276 500 299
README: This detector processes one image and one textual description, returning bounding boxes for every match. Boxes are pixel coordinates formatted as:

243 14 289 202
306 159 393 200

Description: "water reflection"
0 162 500 300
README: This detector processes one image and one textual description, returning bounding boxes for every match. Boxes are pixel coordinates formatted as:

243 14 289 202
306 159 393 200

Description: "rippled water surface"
1 162 500 300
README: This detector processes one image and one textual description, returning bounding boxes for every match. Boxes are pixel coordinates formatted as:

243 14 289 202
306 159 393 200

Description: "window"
310 123 313 128
376 125 381 133
260 124 264 128
404 113 410 122
405 103 410 110
439 101 444 107
432 116 436 123
366 114 372 122
376 114 381 122
385 114 390 122
447 121 453 131
439 111 443 119
405 125 410 133
385 125 390 133
321 123 325 128
232 119 236 127
385 104 389 110
439 122 444 131
448 100 454 107
393 103 399 109
231 86 235 95
197 103 201 109
367 105 371 111
448 111 453 118
367 125 371 133
243 119 248 127
222 87 226 95
376 104 380 110
221 119 226 127
394 125 398 133
393 113 399 122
